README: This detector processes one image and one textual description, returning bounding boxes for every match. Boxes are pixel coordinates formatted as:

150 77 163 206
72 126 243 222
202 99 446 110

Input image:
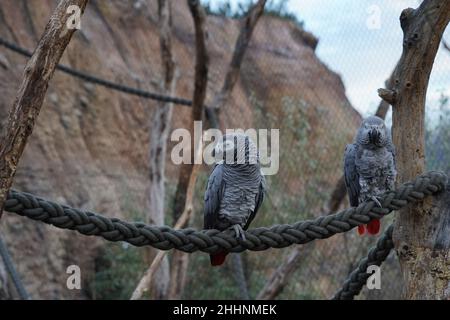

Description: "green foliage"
202 0 304 29
88 195 146 300
183 253 243 299
88 242 145 300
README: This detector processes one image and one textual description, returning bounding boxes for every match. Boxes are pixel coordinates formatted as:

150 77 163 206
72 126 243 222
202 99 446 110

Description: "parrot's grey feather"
344 144 360 207
244 175 265 230
204 133 264 235
218 164 262 228
345 116 397 206
203 164 225 229
386 140 396 168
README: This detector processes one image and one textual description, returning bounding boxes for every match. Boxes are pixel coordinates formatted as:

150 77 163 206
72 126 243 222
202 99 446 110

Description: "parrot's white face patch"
223 140 235 153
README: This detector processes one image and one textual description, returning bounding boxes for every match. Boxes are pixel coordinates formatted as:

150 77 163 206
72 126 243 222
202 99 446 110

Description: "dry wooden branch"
171 0 209 221
165 1 209 299
0 0 88 218
166 142 203 299
256 241 316 299
145 0 178 299
207 0 267 126
131 0 210 300
131 134 204 300
377 88 397 105
390 0 450 299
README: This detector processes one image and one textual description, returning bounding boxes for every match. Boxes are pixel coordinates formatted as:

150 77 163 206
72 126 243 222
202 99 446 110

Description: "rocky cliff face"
0 0 361 299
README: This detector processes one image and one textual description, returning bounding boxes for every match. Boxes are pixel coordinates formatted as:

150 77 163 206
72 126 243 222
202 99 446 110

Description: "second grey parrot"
204 133 265 266
343 116 396 235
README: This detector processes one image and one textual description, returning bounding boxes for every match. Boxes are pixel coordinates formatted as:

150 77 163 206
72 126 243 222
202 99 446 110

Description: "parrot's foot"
371 196 382 208
232 224 246 241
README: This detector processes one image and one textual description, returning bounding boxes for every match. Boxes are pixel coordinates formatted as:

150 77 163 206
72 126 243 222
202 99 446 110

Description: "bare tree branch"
166 0 209 300
143 0 178 300
256 243 314 299
166 139 204 299
0 0 88 219
171 0 209 223
386 0 450 299
131 141 203 300
207 0 267 127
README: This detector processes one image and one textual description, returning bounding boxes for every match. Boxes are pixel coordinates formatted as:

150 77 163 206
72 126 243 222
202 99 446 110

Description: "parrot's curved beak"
368 128 380 144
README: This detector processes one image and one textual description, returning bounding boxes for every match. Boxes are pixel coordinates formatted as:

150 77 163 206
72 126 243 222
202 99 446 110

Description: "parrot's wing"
203 164 225 230
244 174 265 230
344 144 360 207
386 128 397 167
387 142 397 169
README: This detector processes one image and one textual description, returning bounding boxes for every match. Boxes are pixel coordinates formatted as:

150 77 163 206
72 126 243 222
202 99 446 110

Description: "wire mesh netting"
0 0 448 300
177 0 450 300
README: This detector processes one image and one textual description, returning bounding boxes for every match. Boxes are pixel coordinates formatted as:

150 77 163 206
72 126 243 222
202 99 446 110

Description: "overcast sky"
205 0 450 118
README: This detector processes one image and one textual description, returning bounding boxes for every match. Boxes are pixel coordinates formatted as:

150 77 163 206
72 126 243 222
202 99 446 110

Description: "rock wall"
0 0 361 299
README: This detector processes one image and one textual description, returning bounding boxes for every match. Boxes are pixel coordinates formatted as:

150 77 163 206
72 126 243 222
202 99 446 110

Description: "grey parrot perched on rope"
343 116 396 235
204 133 265 266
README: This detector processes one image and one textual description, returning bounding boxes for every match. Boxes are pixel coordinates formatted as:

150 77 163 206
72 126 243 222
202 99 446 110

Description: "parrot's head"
357 116 390 148
213 133 259 165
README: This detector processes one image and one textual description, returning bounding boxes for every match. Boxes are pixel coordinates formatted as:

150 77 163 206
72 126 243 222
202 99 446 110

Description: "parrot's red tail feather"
357 225 365 235
367 219 381 235
210 252 228 266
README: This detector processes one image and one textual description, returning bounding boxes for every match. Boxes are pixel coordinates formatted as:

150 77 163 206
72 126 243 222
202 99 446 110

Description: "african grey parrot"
204 133 265 266
343 116 396 235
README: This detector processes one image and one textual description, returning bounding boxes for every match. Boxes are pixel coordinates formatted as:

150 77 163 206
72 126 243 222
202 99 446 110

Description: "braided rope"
331 225 394 300
3 171 447 254
0 37 197 107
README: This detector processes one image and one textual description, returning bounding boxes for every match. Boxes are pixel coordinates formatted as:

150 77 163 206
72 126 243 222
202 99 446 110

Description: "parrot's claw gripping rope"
371 196 382 208
232 224 246 241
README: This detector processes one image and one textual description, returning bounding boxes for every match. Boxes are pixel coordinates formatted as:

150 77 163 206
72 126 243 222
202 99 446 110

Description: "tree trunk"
145 0 177 299
396 183 450 299
0 0 88 219
166 0 209 300
380 0 450 299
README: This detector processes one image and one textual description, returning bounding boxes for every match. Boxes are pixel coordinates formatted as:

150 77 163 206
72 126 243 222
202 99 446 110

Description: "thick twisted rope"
0 37 196 107
331 224 394 300
3 171 447 254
